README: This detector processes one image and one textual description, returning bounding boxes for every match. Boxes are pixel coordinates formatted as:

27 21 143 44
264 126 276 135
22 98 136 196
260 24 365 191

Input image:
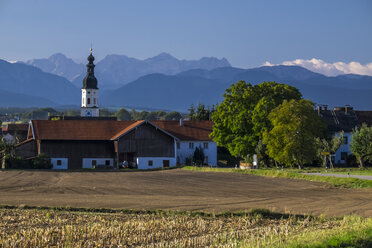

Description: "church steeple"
81 47 99 117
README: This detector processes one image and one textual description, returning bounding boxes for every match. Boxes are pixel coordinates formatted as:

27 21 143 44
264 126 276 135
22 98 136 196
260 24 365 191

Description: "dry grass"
1 207 370 247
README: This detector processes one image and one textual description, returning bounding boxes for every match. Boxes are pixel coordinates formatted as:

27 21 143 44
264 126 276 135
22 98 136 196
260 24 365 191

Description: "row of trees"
2 103 216 122
211 81 372 168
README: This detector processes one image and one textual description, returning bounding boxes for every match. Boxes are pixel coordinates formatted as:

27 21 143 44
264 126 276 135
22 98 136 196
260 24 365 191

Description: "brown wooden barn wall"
118 123 174 157
15 140 37 158
40 140 114 169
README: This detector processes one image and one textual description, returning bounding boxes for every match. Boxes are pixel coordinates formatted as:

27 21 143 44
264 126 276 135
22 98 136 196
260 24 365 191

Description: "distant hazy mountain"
0 89 56 107
102 73 227 110
0 59 79 107
24 53 84 81
23 52 231 89
102 65 372 111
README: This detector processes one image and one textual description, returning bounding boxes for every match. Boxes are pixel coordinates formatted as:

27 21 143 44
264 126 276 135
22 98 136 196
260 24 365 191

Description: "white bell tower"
81 48 99 117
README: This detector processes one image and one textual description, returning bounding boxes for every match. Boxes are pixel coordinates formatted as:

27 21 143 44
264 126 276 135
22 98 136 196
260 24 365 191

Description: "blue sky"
0 0 371 68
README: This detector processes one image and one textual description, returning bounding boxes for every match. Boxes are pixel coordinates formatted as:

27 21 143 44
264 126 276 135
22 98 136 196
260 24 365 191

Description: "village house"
15 48 217 170
317 105 372 165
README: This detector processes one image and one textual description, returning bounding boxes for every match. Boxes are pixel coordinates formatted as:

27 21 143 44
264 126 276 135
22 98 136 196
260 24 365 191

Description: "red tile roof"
31 120 137 140
30 119 213 141
152 120 213 141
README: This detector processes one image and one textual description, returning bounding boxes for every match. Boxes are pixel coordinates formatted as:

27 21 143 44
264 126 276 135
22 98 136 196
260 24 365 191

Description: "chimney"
180 118 184 126
317 105 321 115
345 105 353 115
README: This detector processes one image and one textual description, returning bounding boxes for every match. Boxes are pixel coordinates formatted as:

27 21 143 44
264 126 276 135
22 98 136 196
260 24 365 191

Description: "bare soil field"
0 169 371 216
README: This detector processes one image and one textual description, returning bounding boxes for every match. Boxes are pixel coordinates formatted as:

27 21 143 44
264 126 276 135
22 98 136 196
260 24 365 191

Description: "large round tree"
263 99 326 168
210 81 302 158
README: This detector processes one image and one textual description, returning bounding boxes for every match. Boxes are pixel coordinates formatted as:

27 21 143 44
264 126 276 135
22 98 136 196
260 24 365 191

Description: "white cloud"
263 58 372 77
4 60 18 63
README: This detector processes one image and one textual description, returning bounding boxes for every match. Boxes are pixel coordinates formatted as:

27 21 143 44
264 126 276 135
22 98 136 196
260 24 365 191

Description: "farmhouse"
317 105 372 165
15 119 215 169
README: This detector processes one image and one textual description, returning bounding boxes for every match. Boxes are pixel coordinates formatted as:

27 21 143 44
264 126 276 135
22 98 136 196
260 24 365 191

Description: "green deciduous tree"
164 111 182 120
315 131 344 169
189 103 215 120
115 108 132 120
211 81 302 158
263 99 325 169
350 123 372 168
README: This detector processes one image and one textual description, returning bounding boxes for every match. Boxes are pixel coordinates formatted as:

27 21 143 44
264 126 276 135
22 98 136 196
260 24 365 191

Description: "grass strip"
285 216 372 248
183 166 372 188
0 204 311 220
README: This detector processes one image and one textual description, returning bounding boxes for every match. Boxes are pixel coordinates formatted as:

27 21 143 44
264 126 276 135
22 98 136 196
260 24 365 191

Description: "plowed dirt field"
0 169 371 216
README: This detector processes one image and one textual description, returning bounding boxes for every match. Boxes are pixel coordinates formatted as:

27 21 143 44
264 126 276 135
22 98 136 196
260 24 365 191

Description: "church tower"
81 48 99 117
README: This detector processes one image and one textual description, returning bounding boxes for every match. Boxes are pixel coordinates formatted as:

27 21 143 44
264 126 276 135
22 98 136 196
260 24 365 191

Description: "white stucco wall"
81 89 98 108
51 158 68 170
136 157 176 170
334 132 352 164
82 158 114 168
176 141 217 166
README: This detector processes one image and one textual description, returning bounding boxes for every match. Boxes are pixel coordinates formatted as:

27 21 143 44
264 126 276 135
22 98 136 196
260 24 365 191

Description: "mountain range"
0 53 372 111
24 53 231 89
101 66 372 110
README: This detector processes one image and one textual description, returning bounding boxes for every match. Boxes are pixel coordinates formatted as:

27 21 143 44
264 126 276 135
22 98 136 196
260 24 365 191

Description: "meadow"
1 207 371 247
183 166 372 188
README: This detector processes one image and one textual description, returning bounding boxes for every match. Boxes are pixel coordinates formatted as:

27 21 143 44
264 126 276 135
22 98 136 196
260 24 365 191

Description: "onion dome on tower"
82 48 98 89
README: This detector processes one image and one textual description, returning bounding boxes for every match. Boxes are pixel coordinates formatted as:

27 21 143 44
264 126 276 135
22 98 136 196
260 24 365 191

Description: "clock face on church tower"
86 110 92 116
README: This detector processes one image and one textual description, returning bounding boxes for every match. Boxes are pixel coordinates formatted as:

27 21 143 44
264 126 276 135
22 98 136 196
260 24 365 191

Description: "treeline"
0 103 215 122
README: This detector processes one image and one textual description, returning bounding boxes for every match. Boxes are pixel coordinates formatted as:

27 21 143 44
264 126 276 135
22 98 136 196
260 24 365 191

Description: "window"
341 152 348 161
148 160 153 166
177 142 180 149
163 160 170 168
189 142 194 149
105 160 110 166
87 98 91 104
204 156 208 164
88 91 90 94
57 160 62 166
343 136 348 144
92 160 97 166
203 142 208 149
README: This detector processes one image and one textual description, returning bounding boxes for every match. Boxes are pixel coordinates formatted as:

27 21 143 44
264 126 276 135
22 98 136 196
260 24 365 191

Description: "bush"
217 147 240 167
31 154 52 169
3 155 32 169
185 157 192 166
193 147 205 165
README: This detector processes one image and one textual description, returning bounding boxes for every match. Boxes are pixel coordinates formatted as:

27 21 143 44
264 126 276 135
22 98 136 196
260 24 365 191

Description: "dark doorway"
119 152 135 163
163 160 170 168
